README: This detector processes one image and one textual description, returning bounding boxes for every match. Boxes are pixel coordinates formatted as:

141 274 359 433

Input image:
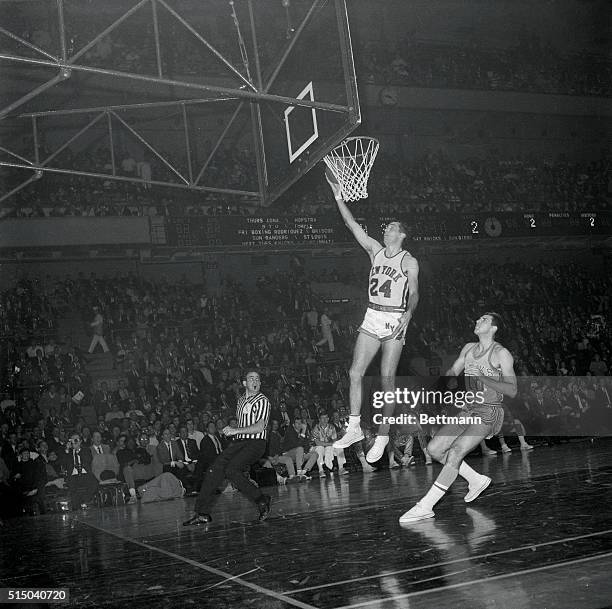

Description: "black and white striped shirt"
234 392 271 440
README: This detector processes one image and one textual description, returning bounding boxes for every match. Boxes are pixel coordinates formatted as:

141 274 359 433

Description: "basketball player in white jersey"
325 169 419 463
399 312 516 523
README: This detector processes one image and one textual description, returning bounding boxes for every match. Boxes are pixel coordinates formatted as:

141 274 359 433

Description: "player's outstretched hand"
325 166 343 200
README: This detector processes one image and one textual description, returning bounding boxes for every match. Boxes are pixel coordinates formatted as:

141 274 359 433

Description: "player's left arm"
396 256 419 333
479 347 518 398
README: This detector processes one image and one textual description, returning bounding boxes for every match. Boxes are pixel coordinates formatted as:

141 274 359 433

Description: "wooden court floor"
1 440 612 609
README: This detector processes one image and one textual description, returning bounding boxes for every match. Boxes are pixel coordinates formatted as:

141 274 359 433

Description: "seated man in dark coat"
62 433 99 509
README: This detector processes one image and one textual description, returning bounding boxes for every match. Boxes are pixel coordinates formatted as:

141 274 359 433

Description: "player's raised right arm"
326 168 382 257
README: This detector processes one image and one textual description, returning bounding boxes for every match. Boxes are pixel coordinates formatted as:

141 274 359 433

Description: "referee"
183 370 271 525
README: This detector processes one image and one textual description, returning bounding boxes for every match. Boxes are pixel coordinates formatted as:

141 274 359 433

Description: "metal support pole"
0 174 40 205
107 112 116 176
0 53 350 113
248 0 264 91
57 0 67 62
250 102 267 204
335 0 360 121
41 111 106 166
247 1 267 202
151 0 163 78
109 110 188 184
69 0 151 65
157 0 256 92
193 101 244 186
0 73 65 120
21 97 236 119
264 0 319 92
0 146 34 166
32 116 40 164
0 26 58 62
181 103 193 184
0 161 259 198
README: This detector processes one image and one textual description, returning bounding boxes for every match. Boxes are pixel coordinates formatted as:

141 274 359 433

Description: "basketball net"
323 137 379 202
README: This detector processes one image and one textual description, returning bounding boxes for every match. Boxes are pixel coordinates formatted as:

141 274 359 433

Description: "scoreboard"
165 212 609 248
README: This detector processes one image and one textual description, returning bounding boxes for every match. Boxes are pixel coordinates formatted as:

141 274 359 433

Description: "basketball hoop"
323 136 379 202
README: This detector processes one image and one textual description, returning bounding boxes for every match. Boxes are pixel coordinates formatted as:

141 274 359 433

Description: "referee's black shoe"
256 494 271 521
183 513 212 526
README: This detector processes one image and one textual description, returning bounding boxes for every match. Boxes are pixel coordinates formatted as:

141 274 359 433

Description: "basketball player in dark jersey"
326 169 420 464
400 312 516 523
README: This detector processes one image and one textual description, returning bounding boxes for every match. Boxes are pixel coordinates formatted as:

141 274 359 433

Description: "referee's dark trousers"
195 439 266 514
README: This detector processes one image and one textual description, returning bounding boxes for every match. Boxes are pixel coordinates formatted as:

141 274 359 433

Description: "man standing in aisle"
88 306 110 354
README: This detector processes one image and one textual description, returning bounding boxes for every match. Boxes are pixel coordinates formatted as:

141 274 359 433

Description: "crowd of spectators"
416 261 610 374
283 152 611 216
410 261 611 438
1 259 610 517
358 37 612 97
0 279 61 338
2 151 609 219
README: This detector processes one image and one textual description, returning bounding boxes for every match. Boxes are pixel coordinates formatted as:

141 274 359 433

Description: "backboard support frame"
0 0 360 206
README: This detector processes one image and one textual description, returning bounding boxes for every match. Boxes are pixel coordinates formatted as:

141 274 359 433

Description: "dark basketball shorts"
463 403 505 439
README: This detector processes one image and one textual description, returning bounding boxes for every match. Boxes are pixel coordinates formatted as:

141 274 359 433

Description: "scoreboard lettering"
164 211 609 248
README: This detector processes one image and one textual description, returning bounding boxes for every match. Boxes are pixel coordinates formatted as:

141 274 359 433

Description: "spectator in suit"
272 401 292 431
90 430 111 457
198 422 223 473
176 425 199 492
39 384 61 414
186 419 204 450
1 431 19 473
126 359 144 392
157 427 185 479
45 426 64 455
149 375 166 400
62 433 99 509
93 381 113 416
177 426 199 466
114 379 130 408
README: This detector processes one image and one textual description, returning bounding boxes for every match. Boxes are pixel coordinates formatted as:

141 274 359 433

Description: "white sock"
419 484 447 511
459 462 482 486
348 415 361 427
420 465 459 510
129 488 136 497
